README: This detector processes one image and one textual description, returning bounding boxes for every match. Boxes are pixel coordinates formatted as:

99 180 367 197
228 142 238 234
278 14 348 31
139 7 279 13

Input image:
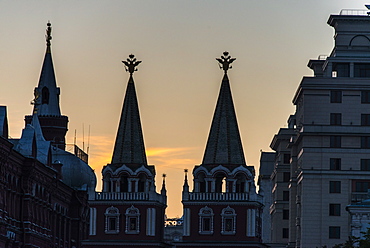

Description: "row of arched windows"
195 172 251 193
199 206 237 235
103 173 152 193
105 206 141 234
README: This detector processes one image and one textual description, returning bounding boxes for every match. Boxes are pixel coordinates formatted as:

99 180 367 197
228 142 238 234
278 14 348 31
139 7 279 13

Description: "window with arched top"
119 173 129 192
138 174 147 192
105 206 120 234
42 87 49 104
215 173 227 193
196 172 206 193
235 173 247 193
221 206 236 235
125 205 140 234
198 206 214 235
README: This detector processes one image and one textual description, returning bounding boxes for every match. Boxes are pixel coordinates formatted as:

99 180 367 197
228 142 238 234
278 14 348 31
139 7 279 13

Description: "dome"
52 147 97 191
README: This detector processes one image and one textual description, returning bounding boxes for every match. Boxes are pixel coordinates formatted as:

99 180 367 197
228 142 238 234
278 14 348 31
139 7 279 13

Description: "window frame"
125 205 140 234
221 206 236 235
331 90 342 103
198 206 214 235
330 158 341 171
329 204 341 216
329 181 341 194
105 206 120 234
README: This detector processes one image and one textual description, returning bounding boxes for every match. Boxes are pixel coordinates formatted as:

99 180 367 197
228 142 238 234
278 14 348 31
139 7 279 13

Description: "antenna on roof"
87 125 90 155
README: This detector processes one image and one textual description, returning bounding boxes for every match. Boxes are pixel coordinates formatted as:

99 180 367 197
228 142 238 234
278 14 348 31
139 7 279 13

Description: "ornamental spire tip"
46 22 52 53
122 54 142 75
216 51 236 73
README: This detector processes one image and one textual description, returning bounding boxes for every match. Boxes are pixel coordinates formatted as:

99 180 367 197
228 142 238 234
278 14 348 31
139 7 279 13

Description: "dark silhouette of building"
0 23 95 248
83 55 168 248
178 52 266 248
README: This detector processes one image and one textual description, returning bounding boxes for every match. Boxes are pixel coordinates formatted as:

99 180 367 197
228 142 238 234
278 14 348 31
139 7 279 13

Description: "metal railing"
188 192 249 201
340 9 369 16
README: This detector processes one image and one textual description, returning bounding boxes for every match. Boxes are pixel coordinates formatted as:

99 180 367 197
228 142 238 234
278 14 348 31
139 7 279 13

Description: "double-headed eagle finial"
122 54 142 75
216 51 236 73
46 22 52 48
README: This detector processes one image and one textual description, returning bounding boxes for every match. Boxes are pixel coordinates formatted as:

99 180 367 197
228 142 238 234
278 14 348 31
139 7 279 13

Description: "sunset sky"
0 1 367 217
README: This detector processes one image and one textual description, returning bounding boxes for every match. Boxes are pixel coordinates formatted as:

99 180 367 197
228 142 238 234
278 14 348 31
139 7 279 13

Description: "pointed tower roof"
202 52 246 165
111 54 147 165
33 22 61 116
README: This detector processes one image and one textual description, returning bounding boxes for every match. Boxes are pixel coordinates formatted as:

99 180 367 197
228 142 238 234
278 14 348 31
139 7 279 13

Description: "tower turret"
25 22 68 150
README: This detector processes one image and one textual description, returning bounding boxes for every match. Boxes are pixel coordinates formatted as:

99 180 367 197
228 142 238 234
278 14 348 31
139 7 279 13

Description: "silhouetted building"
83 55 168 248
0 23 95 248
267 8 370 248
179 52 266 248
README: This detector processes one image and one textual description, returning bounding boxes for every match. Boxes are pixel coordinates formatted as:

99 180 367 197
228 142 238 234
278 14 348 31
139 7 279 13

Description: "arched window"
235 173 247 193
198 206 214 234
120 174 129 192
197 172 206 193
125 205 140 234
42 87 49 104
103 174 112 192
105 206 120 234
215 173 227 193
221 206 236 235
138 174 147 192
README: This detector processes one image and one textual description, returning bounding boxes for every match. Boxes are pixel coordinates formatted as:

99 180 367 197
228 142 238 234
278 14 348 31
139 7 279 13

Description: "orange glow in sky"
0 0 365 217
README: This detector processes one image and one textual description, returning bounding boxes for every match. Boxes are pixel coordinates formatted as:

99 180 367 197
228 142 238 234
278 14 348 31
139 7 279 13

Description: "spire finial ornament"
122 54 142 75
216 51 236 73
46 22 52 53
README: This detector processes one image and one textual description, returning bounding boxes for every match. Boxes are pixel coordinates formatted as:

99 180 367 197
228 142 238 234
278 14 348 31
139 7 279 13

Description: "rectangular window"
224 218 233 232
329 204 341 216
283 172 290 182
329 226 340 239
362 91 370 103
203 218 211 232
108 217 117 231
283 154 291 164
330 181 341 193
355 63 370 78
282 228 289 239
362 114 370 126
331 90 342 103
129 217 137 231
355 182 370 192
283 210 289 220
361 137 370 148
283 191 289 201
330 113 342 125
330 136 341 148
330 158 341 170
361 159 370 171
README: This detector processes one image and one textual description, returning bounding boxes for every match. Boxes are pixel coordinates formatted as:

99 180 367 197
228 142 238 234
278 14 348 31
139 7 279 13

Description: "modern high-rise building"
269 8 370 248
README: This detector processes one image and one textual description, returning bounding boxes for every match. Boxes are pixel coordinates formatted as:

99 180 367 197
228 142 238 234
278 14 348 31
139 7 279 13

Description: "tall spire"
111 54 147 165
202 52 245 165
25 22 68 150
33 22 61 116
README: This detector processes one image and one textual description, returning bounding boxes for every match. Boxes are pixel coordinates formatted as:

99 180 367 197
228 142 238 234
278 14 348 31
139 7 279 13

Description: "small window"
198 206 214 235
333 63 349 77
331 91 342 103
283 210 289 220
361 114 370 126
41 87 50 104
283 172 290 182
105 206 120 234
221 206 236 235
283 191 289 201
330 158 341 170
329 226 340 239
283 154 291 164
361 137 370 148
355 63 370 78
354 182 370 192
362 91 370 103
330 113 342 125
329 181 341 193
282 228 289 239
125 205 140 234
361 159 370 171
330 136 341 148
329 204 341 216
